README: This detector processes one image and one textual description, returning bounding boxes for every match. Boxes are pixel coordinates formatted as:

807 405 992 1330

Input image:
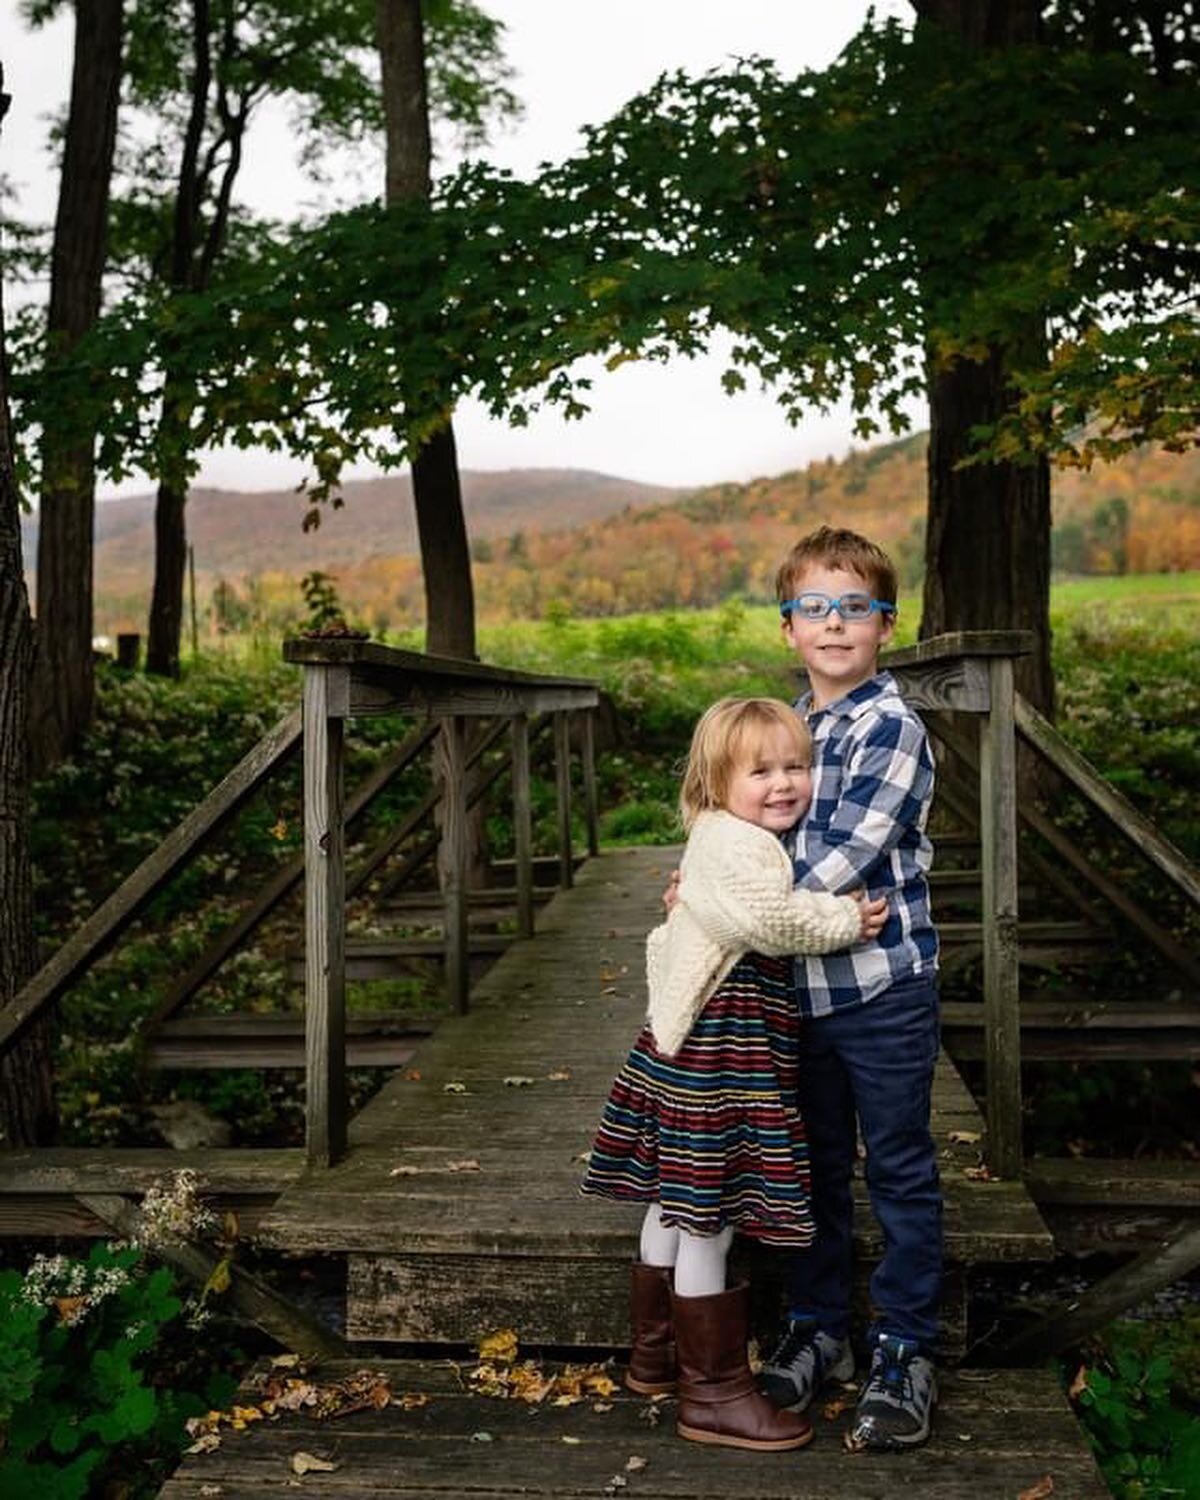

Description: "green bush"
0 1242 237 1499
1073 1313 1200 1500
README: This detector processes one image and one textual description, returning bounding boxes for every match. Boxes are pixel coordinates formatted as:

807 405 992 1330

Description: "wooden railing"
880 631 1031 1180
1 644 603 1178
282 639 601 1168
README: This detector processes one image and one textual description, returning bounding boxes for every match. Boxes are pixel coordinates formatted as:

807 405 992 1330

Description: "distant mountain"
23 436 1200 633
20 467 682 607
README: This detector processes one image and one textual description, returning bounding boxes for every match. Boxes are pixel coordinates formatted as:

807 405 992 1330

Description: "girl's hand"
852 890 888 941
662 869 682 912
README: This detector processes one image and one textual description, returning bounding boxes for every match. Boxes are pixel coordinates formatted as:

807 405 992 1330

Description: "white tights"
638 1202 733 1298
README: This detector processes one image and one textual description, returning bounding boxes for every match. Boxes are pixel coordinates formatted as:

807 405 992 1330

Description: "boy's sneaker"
846 1333 937 1451
758 1319 855 1411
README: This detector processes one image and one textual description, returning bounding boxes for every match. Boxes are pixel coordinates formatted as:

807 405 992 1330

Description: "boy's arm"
796 715 933 894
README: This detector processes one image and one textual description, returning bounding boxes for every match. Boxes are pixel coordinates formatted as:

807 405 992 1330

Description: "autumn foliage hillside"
86 434 1200 633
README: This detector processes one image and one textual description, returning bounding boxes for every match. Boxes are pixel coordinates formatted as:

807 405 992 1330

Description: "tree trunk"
412 424 476 659
29 0 123 772
146 473 188 677
146 0 211 677
913 0 1054 717
376 0 476 662
0 70 58 1147
921 350 1055 716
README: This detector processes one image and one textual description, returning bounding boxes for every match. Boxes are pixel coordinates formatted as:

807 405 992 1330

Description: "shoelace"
768 1323 817 1370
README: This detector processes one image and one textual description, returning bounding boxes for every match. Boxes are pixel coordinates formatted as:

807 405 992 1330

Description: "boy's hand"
662 869 681 912
852 890 888 941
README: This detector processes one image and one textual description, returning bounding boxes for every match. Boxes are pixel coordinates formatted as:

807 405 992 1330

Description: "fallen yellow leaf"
1018 1479 1055 1500
478 1327 519 1364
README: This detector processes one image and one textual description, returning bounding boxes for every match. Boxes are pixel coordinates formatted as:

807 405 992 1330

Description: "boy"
758 525 941 1451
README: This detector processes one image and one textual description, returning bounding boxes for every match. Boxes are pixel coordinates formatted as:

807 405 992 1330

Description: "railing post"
581 710 599 858
553 710 573 889
439 716 470 1014
303 666 346 1169
979 654 1022 1178
511 713 534 939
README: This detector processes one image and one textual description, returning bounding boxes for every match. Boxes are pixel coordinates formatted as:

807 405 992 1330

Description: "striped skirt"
580 952 814 1246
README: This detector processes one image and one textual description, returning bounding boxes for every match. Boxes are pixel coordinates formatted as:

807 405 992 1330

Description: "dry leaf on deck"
185 1432 221 1456
404 1069 421 1081
1018 1478 1055 1500
397 1392 429 1410
504 1075 535 1087
443 1081 468 1094
1068 1365 1089 1401
446 1159 481 1172
478 1327 519 1363
626 1455 648 1472
962 1164 995 1181
948 1130 981 1145
562 1435 582 1444
821 1391 856 1419
389 1164 421 1177
271 1353 301 1370
291 1450 338 1475
547 1069 572 1081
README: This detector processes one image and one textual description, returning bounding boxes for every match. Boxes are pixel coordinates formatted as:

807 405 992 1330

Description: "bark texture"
913 0 1055 717
0 72 58 1146
376 0 477 662
30 0 123 771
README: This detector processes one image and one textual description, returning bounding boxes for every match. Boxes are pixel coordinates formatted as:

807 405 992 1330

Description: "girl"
581 697 885 1453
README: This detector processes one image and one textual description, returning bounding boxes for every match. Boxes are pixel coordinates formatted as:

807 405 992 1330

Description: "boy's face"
781 562 895 708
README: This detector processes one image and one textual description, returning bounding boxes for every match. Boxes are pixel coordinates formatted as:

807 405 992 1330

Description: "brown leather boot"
671 1283 815 1451
625 1262 676 1395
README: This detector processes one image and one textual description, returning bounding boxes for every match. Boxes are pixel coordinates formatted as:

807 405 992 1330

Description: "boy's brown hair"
679 697 811 831
775 525 898 606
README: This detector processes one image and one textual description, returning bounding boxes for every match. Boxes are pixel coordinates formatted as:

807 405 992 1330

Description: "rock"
150 1099 233 1151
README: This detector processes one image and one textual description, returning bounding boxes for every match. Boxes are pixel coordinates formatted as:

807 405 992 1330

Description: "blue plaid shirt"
787 671 938 1017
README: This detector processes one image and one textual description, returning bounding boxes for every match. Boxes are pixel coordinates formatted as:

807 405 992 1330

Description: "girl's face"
723 724 813 833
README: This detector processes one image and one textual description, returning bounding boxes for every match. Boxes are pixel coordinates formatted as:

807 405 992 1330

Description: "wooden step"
285 934 511 982
942 998 1200 1060
158 1357 1109 1499
939 920 1114 971
145 1012 436 1070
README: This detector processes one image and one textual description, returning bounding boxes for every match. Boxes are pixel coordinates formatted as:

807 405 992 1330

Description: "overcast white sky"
1 1 921 498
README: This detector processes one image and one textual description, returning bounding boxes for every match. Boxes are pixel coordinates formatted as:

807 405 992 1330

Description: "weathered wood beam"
439 716 470 1016
1016 694 1200 910
553 711 573 890
303 669 346 1169
997 1221 1200 1363
77 1192 350 1361
979 655 1023 1180
0 709 302 1057
511 714 534 939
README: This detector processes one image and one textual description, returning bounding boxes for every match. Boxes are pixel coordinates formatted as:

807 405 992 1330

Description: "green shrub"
0 1242 236 1499
1073 1313 1200 1500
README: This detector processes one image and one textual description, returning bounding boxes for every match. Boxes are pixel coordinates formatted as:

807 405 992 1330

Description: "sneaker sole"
677 1421 815 1452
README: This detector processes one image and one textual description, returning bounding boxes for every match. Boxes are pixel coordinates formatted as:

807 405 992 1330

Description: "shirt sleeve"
795 714 933 894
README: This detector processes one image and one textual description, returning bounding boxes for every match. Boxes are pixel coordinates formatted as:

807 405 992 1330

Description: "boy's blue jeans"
787 974 942 1352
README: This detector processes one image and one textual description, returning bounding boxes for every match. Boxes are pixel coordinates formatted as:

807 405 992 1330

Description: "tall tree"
911 0 1055 713
28 0 123 770
376 0 475 659
0 66 57 1148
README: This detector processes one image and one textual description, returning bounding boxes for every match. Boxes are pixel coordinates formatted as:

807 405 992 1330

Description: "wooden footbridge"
4 632 1198 1496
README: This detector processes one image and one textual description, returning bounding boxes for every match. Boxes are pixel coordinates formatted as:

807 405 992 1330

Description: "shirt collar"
797 670 896 724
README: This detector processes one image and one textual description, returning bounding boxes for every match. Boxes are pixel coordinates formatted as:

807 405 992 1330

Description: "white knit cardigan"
645 810 863 1057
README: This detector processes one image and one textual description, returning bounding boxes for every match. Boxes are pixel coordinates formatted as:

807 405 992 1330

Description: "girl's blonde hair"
679 697 811 830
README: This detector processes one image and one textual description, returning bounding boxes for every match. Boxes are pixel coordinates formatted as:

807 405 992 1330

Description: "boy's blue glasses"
779 592 897 622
